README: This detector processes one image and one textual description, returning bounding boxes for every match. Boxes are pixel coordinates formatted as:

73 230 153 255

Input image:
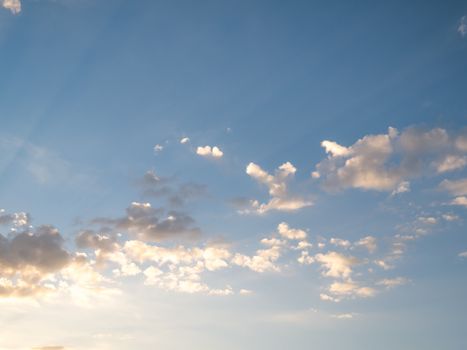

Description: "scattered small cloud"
196 145 223 158
180 137 190 144
458 16 467 37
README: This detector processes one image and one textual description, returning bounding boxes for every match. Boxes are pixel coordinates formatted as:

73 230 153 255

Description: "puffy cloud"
329 238 351 249
0 225 70 298
153 144 164 153
232 245 281 273
180 137 190 144
2 0 21 14
75 230 119 253
277 222 307 240
297 251 314 265
242 162 312 214
354 236 377 253
314 251 359 279
196 145 223 158
451 196 467 207
0 210 30 228
92 202 200 242
313 127 467 192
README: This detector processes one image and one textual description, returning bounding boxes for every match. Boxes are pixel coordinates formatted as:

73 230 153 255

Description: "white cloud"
277 222 307 240
196 145 223 158
2 0 21 14
314 251 359 279
458 16 467 37
354 236 377 253
329 238 351 249
451 196 467 207
459 251 467 258
243 162 312 214
328 280 376 298
313 127 467 192
180 137 190 144
434 155 467 173
154 144 164 153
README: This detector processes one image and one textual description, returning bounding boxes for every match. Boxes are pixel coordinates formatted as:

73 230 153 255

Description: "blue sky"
1 1 467 349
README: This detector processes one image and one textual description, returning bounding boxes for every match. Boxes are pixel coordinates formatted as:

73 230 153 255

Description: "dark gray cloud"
91 202 200 242
0 225 70 275
139 170 207 207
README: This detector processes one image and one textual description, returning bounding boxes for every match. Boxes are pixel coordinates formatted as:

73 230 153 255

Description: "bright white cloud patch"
243 162 312 214
314 251 359 279
313 127 467 192
180 137 190 144
196 145 223 158
277 222 307 240
2 0 21 14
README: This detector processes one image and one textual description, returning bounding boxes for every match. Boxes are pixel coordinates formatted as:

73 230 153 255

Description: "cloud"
92 202 200 242
458 251 467 258
459 16 467 37
354 236 377 253
314 251 359 279
32 347 66 350
153 144 164 153
376 277 409 288
313 127 467 192
277 222 307 240
440 178 467 196
328 281 376 298
0 224 70 298
232 245 282 273
140 170 207 207
2 0 21 14
0 210 30 228
196 145 223 158
242 162 312 214
329 238 351 249
440 178 467 207
331 313 354 319
180 137 190 144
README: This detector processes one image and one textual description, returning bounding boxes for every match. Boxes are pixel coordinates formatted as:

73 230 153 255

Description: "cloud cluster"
313 127 467 192
241 162 312 214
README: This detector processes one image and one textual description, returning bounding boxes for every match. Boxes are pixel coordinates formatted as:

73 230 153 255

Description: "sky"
1 0 467 349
